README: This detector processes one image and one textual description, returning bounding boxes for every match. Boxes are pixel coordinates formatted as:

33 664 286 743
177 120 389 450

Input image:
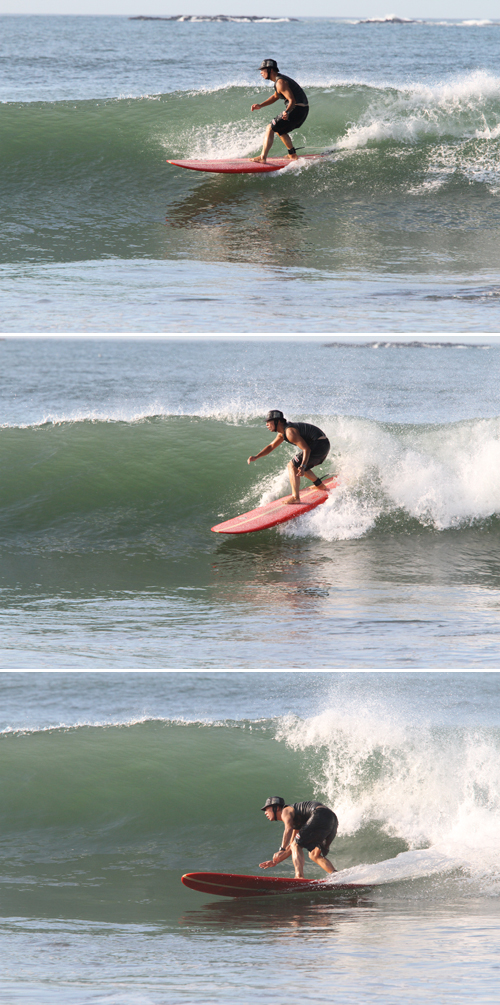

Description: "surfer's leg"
271 107 308 159
302 470 328 491
291 841 305 878
301 444 331 490
278 132 298 159
297 811 337 873
309 847 336 874
283 458 302 504
252 124 275 163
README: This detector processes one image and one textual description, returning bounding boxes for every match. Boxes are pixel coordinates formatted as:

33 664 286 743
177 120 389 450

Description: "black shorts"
295 808 338 856
292 439 330 471
271 104 309 135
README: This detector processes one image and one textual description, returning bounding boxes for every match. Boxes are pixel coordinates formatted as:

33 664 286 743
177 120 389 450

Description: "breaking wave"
1 412 500 551
1 705 499 892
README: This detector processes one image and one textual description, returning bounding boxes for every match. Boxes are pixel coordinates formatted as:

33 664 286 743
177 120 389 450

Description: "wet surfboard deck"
181 872 366 897
211 475 338 534
167 154 327 174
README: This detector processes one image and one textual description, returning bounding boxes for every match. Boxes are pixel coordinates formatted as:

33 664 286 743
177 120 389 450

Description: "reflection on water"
180 890 375 933
210 527 500 600
162 163 500 275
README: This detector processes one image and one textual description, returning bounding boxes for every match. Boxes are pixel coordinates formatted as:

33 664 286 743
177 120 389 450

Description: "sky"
1 3 500 19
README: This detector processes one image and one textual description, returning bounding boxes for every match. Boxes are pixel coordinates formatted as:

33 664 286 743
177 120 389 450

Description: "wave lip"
334 71 500 152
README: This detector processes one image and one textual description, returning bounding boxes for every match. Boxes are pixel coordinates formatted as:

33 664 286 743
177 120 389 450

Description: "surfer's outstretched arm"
251 92 279 112
248 431 283 464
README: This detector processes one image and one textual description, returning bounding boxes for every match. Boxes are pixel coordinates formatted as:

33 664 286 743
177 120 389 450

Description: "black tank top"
291 801 324 828
283 422 328 448
274 73 308 106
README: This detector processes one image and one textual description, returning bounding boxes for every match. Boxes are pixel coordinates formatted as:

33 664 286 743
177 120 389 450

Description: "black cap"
261 796 285 811
258 59 279 72
266 409 285 423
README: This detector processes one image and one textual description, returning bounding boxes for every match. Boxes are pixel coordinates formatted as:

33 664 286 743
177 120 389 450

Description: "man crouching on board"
259 797 338 877
248 409 330 504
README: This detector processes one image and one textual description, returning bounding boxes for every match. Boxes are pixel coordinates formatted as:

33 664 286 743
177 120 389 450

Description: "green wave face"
0 719 307 920
0 417 259 551
0 721 302 862
2 78 500 268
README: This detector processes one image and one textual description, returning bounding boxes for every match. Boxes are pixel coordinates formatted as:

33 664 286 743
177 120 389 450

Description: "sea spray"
277 708 500 885
283 415 500 539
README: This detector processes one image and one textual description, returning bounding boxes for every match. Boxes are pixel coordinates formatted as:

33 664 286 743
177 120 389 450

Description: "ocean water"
0 670 499 1005
2 335 500 669
2 17 500 331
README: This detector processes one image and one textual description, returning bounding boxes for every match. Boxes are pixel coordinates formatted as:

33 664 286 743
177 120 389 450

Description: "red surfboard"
167 154 326 174
181 872 365 898
211 475 338 534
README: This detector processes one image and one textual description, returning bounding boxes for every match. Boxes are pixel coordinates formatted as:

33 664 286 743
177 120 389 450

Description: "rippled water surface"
2 17 500 330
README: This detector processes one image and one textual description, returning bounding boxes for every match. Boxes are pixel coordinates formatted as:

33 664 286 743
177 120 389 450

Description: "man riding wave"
260 797 338 877
248 409 330 504
251 59 309 163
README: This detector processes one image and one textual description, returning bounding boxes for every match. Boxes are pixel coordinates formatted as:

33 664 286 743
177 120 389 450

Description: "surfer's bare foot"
286 152 298 159
252 156 266 163
312 482 328 491
282 497 302 505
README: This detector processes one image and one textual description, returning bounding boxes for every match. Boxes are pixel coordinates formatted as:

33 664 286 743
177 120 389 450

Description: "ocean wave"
460 20 496 27
351 17 499 27
0 714 499 889
325 340 491 348
1 414 500 549
2 74 500 215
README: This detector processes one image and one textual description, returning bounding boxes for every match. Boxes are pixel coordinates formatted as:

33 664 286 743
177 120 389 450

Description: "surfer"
251 59 309 162
247 409 330 504
259 797 338 877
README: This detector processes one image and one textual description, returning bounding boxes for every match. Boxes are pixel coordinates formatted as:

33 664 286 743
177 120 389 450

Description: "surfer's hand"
259 860 275 869
248 456 256 464
251 103 261 112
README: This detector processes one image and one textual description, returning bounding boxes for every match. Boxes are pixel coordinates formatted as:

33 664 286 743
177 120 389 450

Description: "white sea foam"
335 71 500 150
356 14 418 24
168 119 265 160
277 705 500 885
280 414 500 540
